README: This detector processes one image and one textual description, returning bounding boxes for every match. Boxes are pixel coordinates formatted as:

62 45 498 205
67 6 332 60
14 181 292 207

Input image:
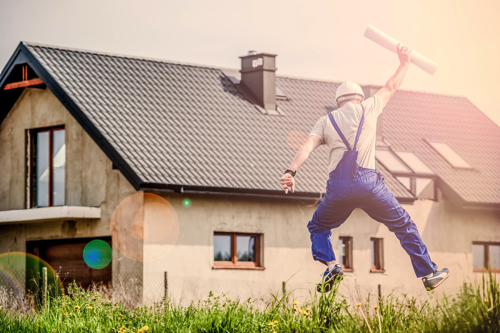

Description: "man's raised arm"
375 43 412 108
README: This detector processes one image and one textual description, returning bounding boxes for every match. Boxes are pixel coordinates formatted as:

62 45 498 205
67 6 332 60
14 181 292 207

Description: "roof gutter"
139 182 324 202
139 182 416 204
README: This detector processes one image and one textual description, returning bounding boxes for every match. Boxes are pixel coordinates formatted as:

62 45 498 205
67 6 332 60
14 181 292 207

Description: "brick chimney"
362 85 386 147
240 51 277 112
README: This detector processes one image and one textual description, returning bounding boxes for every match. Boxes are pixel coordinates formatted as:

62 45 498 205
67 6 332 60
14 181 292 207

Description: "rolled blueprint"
364 25 440 75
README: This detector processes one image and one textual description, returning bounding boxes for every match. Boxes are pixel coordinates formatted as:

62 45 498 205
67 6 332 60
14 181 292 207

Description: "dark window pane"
489 245 500 269
473 244 485 269
36 131 49 207
237 236 256 262
371 240 375 266
53 129 65 206
214 235 231 261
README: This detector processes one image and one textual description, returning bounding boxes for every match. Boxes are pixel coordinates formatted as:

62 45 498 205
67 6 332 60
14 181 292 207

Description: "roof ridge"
22 41 467 99
22 41 224 71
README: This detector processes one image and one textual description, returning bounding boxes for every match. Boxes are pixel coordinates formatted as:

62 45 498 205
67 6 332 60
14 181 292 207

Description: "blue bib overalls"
307 106 437 278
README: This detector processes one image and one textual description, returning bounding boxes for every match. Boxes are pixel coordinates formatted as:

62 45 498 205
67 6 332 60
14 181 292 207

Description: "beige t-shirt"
309 95 383 172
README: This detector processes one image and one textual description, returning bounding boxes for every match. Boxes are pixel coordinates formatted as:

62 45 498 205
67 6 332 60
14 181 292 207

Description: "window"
394 151 434 174
396 177 435 199
427 141 473 169
375 149 412 173
338 237 353 271
213 232 262 269
376 148 436 200
370 238 384 272
473 242 500 272
30 126 65 208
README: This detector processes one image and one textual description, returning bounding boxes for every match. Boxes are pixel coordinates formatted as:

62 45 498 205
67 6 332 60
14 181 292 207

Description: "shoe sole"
317 273 344 293
426 272 450 291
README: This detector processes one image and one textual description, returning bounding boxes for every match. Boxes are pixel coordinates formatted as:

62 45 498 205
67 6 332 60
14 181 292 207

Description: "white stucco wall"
143 191 500 305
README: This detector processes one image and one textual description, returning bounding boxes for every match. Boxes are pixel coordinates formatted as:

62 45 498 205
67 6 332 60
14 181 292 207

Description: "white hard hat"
335 81 365 103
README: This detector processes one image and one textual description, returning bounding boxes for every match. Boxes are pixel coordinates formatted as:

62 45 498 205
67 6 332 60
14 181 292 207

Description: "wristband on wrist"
285 169 296 177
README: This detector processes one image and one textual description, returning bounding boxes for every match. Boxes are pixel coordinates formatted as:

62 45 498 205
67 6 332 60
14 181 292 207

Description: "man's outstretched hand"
280 173 295 194
397 43 412 66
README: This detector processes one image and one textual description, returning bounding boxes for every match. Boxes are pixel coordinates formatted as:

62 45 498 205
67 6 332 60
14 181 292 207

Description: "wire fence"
1 268 393 310
0 268 323 309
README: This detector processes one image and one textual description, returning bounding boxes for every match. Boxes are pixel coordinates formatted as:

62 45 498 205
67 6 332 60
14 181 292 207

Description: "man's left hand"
280 173 295 194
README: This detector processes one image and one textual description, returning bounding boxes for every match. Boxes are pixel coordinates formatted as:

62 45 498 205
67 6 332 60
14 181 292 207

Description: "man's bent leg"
307 196 353 265
361 182 437 277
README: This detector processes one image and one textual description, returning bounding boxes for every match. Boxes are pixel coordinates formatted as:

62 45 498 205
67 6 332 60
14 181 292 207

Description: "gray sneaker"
422 268 449 291
316 265 344 293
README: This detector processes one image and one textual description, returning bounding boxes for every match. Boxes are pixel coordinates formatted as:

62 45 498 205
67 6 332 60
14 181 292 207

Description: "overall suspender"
327 105 365 152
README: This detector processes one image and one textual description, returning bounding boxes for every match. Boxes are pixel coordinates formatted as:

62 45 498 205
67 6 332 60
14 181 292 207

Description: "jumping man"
280 44 449 292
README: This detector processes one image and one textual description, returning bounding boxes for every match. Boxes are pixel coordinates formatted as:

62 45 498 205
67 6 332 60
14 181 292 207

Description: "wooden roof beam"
3 78 44 90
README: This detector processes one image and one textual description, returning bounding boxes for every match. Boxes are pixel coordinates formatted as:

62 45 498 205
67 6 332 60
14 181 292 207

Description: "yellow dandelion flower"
355 303 362 308
373 305 380 310
268 322 275 326
92 296 97 300
294 306 298 311
142 326 149 331
154 319 158 323
119 314 123 317
120 328 125 333
273 320 278 324
306 308 311 312
138 330 143 333
74 305 80 310
305 313 309 317
293 301 299 305
87 306 93 310
484 299 489 302
323 315 327 319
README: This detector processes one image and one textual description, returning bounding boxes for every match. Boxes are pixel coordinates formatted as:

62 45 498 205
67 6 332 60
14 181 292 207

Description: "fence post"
164 271 168 301
378 284 381 299
42 267 48 310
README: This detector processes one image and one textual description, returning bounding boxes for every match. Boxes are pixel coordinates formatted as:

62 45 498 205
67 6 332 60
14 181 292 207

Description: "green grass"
0 272 498 333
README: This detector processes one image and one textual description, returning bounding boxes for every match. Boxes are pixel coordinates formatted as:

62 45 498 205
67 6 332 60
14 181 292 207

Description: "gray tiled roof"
16 43 499 205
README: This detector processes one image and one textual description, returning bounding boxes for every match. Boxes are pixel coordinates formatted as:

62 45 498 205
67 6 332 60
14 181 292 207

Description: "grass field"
0 272 498 333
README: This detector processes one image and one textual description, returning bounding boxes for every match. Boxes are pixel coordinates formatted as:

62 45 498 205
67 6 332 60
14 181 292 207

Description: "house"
0 42 499 305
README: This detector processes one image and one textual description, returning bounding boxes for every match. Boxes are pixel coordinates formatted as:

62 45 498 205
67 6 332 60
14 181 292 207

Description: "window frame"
375 148 438 201
370 238 385 273
472 241 500 273
213 232 263 270
29 125 65 208
338 236 353 272
425 139 473 169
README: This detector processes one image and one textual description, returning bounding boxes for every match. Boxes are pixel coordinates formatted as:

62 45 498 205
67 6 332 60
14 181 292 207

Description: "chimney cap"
239 52 277 59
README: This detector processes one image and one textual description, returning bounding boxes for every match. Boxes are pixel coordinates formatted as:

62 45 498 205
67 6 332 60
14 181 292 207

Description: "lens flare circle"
0 252 65 331
83 240 112 269
110 192 180 262
287 130 307 150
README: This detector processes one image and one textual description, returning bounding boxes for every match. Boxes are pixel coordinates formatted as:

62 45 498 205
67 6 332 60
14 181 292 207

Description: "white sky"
1 0 499 125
